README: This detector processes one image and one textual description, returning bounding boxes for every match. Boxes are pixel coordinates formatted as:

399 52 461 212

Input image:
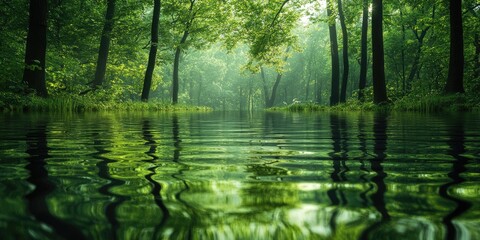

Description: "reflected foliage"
0 112 479 239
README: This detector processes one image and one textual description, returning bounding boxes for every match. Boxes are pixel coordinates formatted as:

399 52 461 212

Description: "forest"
2 1 480 239
1 0 479 111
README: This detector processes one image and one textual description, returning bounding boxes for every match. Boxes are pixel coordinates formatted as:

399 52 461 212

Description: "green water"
0 111 479 240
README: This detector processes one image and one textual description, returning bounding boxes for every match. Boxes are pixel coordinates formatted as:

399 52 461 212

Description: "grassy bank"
0 92 211 112
270 93 480 112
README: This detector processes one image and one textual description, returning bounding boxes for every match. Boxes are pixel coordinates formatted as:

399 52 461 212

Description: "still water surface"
0 111 479 240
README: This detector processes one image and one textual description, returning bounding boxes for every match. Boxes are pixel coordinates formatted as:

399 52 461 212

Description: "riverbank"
269 93 480 112
0 92 211 112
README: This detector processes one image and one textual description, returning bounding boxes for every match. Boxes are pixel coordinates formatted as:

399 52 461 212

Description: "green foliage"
393 93 478 112
1 0 479 111
272 93 480 113
0 92 210 113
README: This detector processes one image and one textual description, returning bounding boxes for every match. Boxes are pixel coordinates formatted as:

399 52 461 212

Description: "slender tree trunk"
358 0 368 101
141 0 161 101
475 33 480 79
239 87 243 111
172 31 189 104
92 0 116 89
406 28 429 90
260 67 269 107
266 73 283 108
372 0 388 104
326 0 340 106
338 0 349 103
266 47 290 108
399 8 406 95
23 0 48 97
305 69 311 101
197 78 202 105
445 0 464 93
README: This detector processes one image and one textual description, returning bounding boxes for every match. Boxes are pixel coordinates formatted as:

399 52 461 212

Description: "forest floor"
270 93 480 112
0 92 211 112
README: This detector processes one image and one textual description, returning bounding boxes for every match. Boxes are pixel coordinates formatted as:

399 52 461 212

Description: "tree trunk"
23 0 48 97
400 8 406 95
266 47 290 108
305 69 311 101
371 0 388 104
445 0 464 93
475 33 480 79
358 0 368 101
406 28 429 91
266 73 283 108
260 67 269 107
92 0 115 89
172 30 189 104
141 0 161 102
326 0 340 106
338 0 349 103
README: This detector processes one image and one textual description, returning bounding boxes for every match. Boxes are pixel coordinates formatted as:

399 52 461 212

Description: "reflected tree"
25 121 85 239
92 128 127 239
327 114 349 234
439 115 471 239
141 119 170 232
356 114 373 207
360 112 390 239
169 114 195 238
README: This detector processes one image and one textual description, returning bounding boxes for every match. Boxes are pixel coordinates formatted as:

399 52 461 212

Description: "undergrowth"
269 93 479 113
0 92 211 112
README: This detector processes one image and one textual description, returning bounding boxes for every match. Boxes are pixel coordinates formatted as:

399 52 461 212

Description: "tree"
358 0 368 101
445 0 464 93
141 0 161 101
371 0 388 103
171 0 195 104
227 0 298 71
92 0 116 89
262 47 291 108
337 0 349 103
164 0 228 104
326 0 340 106
23 0 48 97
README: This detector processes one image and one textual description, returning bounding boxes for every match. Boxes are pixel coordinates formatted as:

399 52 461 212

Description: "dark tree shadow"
141 119 170 233
92 127 127 240
327 114 349 235
360 112 390 240
439 114 471 240
169 114 195 239
357 114 373 207
25 120 86 239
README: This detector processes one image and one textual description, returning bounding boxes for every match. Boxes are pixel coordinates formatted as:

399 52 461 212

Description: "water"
0 111 479 240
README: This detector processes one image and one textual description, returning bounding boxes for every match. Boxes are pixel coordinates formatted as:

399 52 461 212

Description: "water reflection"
141 119 169 233
360 112 390 240
0 112 477 239
25 119 86 239
439 114 472 239
357 114 372 207
328 114 348 234
169 114 196 239
92 126 127 239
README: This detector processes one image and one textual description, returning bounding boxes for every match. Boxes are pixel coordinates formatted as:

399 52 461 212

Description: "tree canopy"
0 0 478 110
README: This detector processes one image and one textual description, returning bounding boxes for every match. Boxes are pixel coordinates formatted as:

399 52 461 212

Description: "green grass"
269 93 479 113
0 92 211 113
